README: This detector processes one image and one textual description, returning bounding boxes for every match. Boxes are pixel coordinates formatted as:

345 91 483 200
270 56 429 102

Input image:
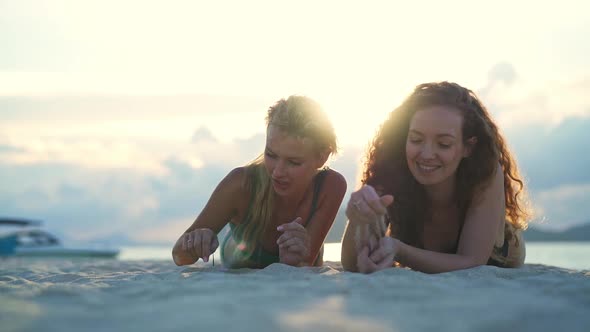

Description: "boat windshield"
16 230 60 247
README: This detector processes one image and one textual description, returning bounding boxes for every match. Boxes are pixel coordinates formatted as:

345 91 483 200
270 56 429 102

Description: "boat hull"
14 247 119 258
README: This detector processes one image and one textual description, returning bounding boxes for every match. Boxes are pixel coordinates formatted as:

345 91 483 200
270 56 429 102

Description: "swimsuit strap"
304 168 329 226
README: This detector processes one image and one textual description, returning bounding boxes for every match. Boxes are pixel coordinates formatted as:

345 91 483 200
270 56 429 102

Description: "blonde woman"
173 96 346 268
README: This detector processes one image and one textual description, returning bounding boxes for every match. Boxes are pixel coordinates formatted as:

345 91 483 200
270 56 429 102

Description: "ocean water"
119 242 590 271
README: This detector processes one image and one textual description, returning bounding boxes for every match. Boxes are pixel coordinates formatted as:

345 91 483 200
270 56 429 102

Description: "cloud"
0 144 24 153
0 124 268 245
0 158 231 243
531 182 590 229
479 61 518 97
0 138 169 175
504 116 590 191
483 75 590 129
191 127 217 143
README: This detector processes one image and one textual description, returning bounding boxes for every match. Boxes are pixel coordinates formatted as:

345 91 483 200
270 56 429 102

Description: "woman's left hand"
277 217 310 266
357 236 398 273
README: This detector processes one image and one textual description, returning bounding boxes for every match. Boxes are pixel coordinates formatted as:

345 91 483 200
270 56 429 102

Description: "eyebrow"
265 147 305 160
408 129 456 139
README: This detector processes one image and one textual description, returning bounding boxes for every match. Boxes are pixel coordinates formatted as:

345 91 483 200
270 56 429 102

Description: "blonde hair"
232 95 337 259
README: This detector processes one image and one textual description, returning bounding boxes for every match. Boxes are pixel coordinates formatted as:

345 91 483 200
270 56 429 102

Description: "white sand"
1 258 589 332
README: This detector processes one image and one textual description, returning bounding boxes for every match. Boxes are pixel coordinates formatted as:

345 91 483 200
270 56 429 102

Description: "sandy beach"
1 258 589 332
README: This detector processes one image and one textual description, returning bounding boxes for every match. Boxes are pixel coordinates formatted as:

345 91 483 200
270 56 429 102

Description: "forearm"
340 221 359 272
395 240 483 274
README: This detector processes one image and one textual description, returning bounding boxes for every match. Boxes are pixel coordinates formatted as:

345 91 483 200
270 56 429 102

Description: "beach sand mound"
1 259 588 332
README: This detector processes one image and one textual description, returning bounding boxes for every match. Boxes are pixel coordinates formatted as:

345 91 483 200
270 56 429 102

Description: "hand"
276 217 310 266
346 185 394 226
357 237 397 274
181 228 219 263
355 224 381 253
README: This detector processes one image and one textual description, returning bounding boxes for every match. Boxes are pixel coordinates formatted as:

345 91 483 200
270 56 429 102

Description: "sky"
1 0 589 245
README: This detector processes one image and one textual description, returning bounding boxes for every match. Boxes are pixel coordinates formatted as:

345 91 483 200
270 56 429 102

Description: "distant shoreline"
524 222 590 242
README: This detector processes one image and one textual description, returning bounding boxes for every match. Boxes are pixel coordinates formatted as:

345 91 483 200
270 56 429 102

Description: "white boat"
0 218 120 258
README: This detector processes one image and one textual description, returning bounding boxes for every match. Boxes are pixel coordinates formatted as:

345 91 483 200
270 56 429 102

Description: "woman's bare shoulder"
217 167 249 197
322 168 347 194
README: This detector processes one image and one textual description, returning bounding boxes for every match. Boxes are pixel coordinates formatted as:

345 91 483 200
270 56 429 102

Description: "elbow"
461 255 488 270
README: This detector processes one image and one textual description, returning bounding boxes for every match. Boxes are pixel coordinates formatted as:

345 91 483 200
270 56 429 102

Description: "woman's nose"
272 160 286 177
420 143 435 158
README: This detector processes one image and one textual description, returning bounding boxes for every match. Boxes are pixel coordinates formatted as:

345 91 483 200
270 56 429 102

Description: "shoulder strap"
304 168 329 225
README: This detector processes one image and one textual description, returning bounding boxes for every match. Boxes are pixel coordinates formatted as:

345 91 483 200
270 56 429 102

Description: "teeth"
417 163 438 172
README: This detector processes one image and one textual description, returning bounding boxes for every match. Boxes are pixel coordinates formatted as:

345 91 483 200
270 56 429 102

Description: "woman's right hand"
357 236 398 273
345 185 394 226
180 228 219 263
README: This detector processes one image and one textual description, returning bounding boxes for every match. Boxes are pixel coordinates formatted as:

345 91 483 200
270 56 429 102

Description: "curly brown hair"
362 82 530 247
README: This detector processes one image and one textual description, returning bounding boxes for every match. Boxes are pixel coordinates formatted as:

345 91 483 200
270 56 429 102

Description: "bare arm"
171 167 245 266
304 170 347 265
394 165 505 273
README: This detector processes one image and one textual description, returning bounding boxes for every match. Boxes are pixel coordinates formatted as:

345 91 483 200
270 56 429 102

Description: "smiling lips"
416 162 441 173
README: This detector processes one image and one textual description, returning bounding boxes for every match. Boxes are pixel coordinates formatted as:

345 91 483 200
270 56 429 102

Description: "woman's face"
406 106 471 190
264 126 324 197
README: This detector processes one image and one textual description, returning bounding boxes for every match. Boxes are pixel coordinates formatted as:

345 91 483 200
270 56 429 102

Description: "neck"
424 175 456 208
275 181 312 209
275 171 318 209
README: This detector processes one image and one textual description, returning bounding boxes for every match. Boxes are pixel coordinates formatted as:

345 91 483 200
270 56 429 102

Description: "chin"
410 169 443 186
272 184 291 197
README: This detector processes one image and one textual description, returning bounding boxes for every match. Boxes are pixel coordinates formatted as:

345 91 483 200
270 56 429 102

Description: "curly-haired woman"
341 82 530 274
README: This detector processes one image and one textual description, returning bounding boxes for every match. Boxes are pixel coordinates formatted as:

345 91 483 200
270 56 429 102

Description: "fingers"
190 231 201 257
358 236 397 273
278 236 306 250
201 232 211 262
277 217 304 232
369 237 397 266
364 190 392 216
186 232 196 253
182 228 218 263
369 246 392 264
277 217 308 250
354 224 368 252
181 233 188 251
368 234 379 253
376 254 395 269
380 195 394 207
346 185 394 225
282 243 308 255
277 229 310 257
357 246 378 273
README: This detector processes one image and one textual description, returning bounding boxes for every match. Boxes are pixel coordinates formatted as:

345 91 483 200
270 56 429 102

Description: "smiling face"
406 106 473 192
264 125 325 197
